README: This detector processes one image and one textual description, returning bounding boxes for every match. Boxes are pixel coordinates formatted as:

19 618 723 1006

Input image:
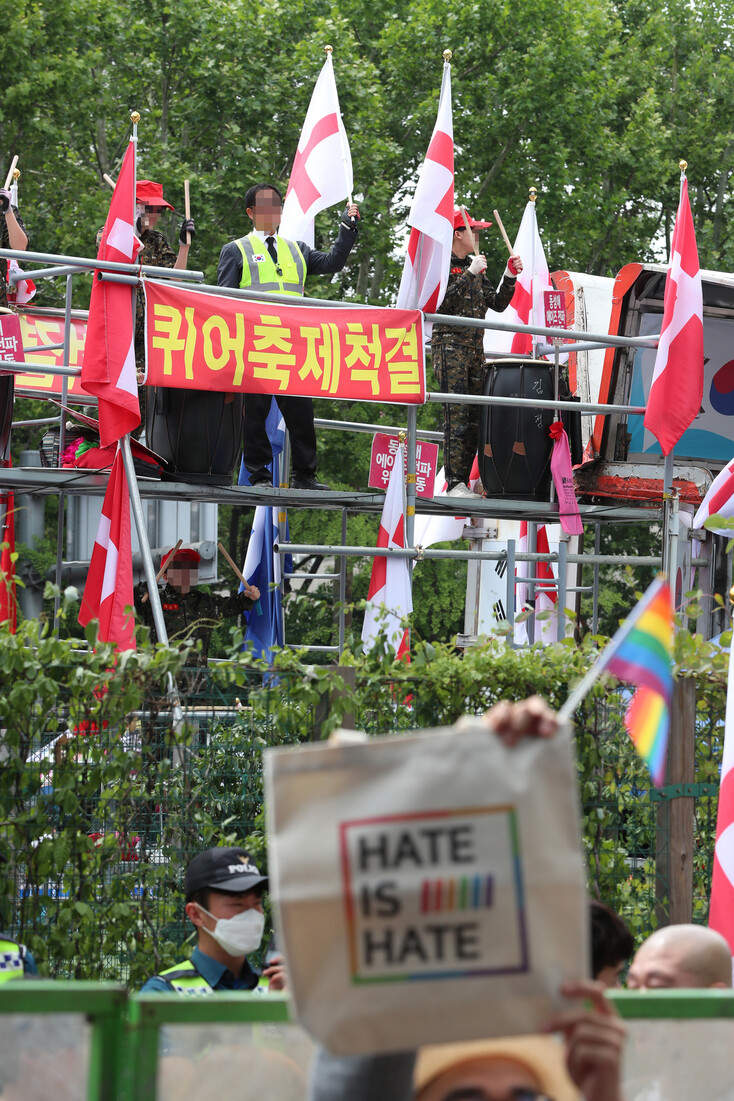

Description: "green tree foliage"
0 612 727 981
4 0 734 310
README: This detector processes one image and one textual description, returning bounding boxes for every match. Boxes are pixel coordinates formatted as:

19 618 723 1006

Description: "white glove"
468 254 487 276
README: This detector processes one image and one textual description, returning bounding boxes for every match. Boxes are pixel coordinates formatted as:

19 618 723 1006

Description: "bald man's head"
627 924 732 990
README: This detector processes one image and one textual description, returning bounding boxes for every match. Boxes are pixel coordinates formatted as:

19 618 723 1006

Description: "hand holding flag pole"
3 156 18 191
324 45 355 221
184 179 192 246
217 541 260 604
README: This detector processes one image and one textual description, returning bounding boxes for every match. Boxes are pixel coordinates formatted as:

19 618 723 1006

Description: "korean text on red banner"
144 280 426 404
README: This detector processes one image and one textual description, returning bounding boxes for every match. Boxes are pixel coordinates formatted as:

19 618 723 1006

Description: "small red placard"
368 432 439 497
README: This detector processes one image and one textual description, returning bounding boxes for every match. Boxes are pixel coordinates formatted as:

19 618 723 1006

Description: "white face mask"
198 905 265 957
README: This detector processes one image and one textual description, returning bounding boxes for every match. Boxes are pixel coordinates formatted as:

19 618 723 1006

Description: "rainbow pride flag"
597 575 673 786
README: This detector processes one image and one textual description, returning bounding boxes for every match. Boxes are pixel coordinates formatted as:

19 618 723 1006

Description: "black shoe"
248 473 273 487
291 473 330 491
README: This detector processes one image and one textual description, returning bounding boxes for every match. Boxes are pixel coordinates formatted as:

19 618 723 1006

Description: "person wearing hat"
134 545 260 666
307 980 625 1101
432 209 522 498
217 182 360 492
95 179 195 422
140 846 286 993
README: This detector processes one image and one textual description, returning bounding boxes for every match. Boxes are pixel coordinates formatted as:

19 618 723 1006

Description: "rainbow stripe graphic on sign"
421 874 494 913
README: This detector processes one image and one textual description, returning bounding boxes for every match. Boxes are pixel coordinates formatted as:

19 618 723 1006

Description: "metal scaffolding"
0 241 711 658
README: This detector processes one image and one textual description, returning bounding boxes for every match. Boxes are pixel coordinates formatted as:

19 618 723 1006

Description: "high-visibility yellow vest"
156 958 269 995
0 938 25 983
235 233 306 296
156 960 214 995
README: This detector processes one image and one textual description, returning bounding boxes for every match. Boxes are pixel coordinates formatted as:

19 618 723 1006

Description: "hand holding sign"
266 700 588 1055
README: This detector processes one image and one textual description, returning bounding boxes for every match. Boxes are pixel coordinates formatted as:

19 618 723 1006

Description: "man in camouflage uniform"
432 209 523 496
134 546 260 667
0 187 29 310
96 179 194 422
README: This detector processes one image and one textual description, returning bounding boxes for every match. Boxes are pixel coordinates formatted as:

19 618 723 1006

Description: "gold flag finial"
529 186 538 202
131 111 141 125
443 49 453 62
324 44 333 54
729 584 734 604
12 169 19 182
679 159 688 173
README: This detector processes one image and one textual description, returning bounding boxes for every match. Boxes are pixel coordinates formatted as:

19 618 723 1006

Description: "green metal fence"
3 984 734 1101
0 657 726 985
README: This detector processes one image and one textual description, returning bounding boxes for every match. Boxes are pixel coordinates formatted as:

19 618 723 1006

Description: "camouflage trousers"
433 340 485 488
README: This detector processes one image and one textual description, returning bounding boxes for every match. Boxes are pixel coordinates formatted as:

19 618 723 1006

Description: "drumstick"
492 208 515 256
217 541 251 590
3 156 18 191
103 173 116 190
459 205 476 252
141 539 183 603
184 179 191 246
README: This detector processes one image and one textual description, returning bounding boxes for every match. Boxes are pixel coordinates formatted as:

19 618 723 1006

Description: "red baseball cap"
136 179 174 211
162 546 200 569
453 208 492 230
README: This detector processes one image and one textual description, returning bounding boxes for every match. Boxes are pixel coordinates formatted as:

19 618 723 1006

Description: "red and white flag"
396 60 454 318
413 458 481 551
81 139 143 446
6 259 36 305
693 454 734 536
78 449 136 651
709 629 734 956
279 52 353 248
644 176 703 455
514 522 558 645
485 200 552 357
362 441 412 659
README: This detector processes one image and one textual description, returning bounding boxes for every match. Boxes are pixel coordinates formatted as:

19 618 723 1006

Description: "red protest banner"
15 311 91 402
143 280 426 404
368 432 438 497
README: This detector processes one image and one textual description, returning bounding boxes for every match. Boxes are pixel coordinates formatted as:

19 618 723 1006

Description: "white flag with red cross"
644 176 703 456
78 449 135 651
693 454 734 536
396 60 454 318
485 201 552 357
362 441 412 659
709 630 734 957
514 522 558 646
81 139 143 446
279 52 353 248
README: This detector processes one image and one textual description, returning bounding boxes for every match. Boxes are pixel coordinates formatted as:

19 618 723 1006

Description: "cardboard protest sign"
265 716 588 1055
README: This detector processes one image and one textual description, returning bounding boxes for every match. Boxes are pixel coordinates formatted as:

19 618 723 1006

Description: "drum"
0 374 13 466
478 360 555 501
146 386 244 486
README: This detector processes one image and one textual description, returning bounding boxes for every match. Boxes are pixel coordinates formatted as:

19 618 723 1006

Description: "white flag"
279 53 353 247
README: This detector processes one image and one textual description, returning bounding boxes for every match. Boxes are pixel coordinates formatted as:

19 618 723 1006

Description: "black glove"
0 190 10 214
341 205 360 230
179 218 196 245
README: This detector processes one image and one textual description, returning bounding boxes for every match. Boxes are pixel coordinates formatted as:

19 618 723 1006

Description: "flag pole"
661 159 687 501
529 186 538 358
3 156 18 192
324 45 354 209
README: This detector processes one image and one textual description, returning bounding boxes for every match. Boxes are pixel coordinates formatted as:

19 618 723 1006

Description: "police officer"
432 209 522 497
0 934 38 983
217 183 360 492
140 847 286 993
